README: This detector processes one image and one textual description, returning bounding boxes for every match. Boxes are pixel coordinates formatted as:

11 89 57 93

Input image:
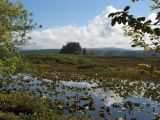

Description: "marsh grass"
0 93 93 120
23 53 160 81
77 63 108 69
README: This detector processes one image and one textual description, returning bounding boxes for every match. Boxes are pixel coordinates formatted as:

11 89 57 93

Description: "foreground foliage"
0 93 92 120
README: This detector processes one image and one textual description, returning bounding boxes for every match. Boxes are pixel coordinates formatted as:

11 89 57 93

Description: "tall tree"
0 0 37 77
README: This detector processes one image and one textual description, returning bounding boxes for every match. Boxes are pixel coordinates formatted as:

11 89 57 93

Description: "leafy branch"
108 5 160 52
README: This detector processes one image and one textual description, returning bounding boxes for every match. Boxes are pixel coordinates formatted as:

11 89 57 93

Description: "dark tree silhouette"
60 42 82 54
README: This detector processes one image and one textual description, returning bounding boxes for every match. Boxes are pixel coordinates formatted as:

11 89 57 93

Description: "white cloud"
22 6 157 50
147 13 157 23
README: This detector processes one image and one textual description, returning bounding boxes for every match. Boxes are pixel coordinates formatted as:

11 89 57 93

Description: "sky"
19 0 157 50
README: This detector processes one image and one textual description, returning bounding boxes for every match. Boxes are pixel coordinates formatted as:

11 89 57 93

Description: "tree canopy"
0 0 36 77
60 42 82 54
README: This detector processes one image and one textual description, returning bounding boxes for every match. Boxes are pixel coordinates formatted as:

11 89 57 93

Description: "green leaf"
108 13 115 17
124 6 130 12
131 44 137 47
154 28 160 36
144 20 152 25
111 19 116 26
137 17 146 21
145 27 152 33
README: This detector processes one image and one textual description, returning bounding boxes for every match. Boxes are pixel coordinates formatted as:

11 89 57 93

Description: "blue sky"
21 0 154 28
19 0 157 49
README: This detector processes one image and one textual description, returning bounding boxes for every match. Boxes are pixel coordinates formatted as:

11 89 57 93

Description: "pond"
0 75 160 120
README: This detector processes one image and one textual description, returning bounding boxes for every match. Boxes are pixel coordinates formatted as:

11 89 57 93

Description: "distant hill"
87 47 160 57
21 49 60 54
21 48 160 57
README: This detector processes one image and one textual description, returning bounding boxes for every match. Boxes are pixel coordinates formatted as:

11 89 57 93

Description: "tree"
108 0 160 77
0 0 37 78
60 42 82 54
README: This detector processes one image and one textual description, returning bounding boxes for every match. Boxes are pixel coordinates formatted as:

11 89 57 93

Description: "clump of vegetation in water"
0 93 93 120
